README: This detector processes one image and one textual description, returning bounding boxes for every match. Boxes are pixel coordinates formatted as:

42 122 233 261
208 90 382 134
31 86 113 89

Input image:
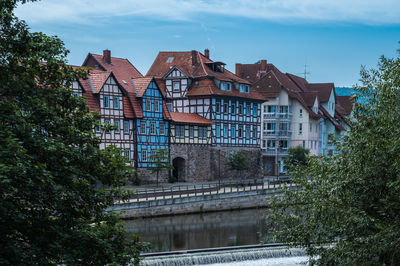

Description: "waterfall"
140 246 307 266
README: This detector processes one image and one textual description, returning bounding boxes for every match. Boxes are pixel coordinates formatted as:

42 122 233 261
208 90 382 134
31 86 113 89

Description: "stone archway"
172 157 186 182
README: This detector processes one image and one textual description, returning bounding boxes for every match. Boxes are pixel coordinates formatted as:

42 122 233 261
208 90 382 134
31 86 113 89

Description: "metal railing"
116 178 295 205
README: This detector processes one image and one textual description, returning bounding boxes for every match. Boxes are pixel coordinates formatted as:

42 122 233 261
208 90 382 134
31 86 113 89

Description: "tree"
0 1 143 265
226 150 250 177
285 146 310 170
149 148 174 187
267 50 400 265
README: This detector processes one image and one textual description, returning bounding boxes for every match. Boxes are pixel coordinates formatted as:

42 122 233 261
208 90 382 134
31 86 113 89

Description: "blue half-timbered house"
133 78 170 168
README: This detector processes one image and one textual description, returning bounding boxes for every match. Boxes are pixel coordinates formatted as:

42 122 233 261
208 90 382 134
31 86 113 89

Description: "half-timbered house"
147 49 264 180
79 50 172 181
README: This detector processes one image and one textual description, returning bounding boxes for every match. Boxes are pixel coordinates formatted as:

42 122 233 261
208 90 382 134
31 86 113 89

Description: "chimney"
103 49 111 64
260 59 267 71
235 63 242 76
191 50 197 66
204 49 210 59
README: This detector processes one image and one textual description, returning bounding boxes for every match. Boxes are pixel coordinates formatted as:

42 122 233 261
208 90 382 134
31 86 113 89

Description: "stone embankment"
111 180 293 219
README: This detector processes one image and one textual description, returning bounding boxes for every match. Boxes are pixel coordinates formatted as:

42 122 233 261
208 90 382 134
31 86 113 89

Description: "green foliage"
149 148 173 186
0 1 143 265
226 150 250 171
267 51 400 265
285 146 310 170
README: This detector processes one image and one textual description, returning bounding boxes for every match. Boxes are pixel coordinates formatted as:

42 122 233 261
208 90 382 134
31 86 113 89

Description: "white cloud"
15 0 400 25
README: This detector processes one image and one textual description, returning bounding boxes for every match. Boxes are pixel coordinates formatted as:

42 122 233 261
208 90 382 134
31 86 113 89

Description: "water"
140 247 308 266
124 208 270 252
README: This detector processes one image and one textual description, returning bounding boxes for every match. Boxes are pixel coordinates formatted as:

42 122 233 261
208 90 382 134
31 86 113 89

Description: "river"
124 208 271 252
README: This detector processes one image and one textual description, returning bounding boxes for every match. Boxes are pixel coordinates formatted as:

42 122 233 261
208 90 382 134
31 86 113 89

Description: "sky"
15 0 400 87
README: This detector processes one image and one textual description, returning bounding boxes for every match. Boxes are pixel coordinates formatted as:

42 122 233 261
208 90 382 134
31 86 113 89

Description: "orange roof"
146 50 266 101
162 101 172 121
132 77 153 97
170 112 213 125
83 53 143 118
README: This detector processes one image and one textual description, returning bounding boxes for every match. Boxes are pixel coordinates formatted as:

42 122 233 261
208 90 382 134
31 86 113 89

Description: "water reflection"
124 208 269 252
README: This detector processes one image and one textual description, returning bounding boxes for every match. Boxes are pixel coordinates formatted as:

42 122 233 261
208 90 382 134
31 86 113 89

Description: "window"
166 57 174 63
223 103 228 113
266 123 275 131
224 125 229 137
299 108 303 117
189 126 194 138
167 103 172 111
267 140 275 148
113 96 119 109
239 104 243 115
104 119 111 133
231 104 236 115
176 125 185 138
268 105 276 113
125 149 130 160
263 140 266 148
154 100 160 112
252 125 257 138
239 84 250 93
299 123 303 135
302 140 305 148
140 121 146 134
142 150 148 162
95 121 101 133
145 100 152 111
216 125 220 137
246 105 250 115
150 122 156 135
220 82 232 91
173 82 180 92
310 124 312 132
103 95 110 108
160 123 165 135
231 127 235 137
246 126 250 138
114 120 120 133
279 140 288 149
238 127 243 138
123 120 129 134
280 106 288 113
199 127 207 139
215 102 221 113
253 105 257 116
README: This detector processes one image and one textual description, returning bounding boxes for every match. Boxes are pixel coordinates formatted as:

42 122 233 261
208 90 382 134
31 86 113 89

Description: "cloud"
15 0 400 25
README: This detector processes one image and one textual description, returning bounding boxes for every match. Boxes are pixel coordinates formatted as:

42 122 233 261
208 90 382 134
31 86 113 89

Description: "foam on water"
140 246 307 266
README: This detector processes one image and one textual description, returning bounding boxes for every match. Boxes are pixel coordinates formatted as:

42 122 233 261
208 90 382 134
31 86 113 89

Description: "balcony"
263 130 292 139
262 148 289 156
263 112 292 121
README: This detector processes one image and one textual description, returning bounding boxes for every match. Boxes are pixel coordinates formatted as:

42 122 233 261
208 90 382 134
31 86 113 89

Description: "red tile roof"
146 50 264 101
132 77 153 97
170 112 213 125
83 53 144 118
123 96 135 119
336 95 354 116
162 101 172 121
305 83 334 103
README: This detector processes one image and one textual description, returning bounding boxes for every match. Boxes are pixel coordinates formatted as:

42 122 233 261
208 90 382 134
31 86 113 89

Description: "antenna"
297 64 311 80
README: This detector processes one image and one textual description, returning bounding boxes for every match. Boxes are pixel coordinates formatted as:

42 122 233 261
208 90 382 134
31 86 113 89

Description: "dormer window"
239 84 250 93
220 82 232 91
173 82 180 92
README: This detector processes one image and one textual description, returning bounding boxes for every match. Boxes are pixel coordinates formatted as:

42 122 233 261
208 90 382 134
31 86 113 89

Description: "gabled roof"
132 77 153 97
305 83 334 103
82 53 144 118
170 112 213 125
147 51 249 84
187 78 265 101
88 70 112 93
320 105 345 130
250 64 320 118
336 95 354 116
146 50 263 100
301 91 319 107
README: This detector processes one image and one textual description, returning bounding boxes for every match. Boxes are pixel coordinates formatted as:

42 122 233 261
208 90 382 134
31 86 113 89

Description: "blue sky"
16 0 400 87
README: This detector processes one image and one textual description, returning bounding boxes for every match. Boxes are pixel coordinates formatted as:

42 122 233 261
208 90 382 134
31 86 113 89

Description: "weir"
139 244 307 266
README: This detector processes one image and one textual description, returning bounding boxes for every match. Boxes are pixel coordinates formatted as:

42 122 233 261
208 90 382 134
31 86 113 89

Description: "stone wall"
170 145 262 183
137 168 170 184
114 190 272 219
170 144 211 182
209 146 262 181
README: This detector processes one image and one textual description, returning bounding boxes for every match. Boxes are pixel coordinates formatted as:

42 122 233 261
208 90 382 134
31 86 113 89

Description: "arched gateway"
172 157 186 181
